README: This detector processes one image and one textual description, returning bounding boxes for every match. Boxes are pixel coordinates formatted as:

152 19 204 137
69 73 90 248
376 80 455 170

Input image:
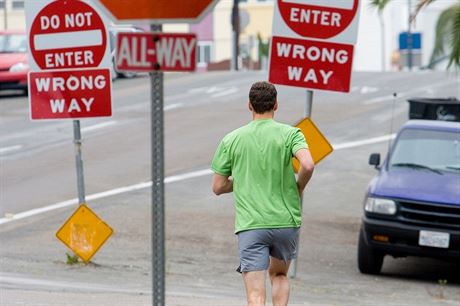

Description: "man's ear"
248 101 253 111
274 101 278 111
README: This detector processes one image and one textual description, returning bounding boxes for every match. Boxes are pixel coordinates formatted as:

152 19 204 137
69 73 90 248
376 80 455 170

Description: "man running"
211 81 314 306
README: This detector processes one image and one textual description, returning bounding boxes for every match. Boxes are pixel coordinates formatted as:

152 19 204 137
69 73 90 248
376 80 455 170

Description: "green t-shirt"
211 119 308 233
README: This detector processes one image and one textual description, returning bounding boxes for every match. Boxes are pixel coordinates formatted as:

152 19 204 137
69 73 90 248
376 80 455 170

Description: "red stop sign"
278 0 359 40
29 0 107 70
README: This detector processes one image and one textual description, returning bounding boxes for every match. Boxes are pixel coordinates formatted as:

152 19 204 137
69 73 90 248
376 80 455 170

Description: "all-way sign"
116 32 197 72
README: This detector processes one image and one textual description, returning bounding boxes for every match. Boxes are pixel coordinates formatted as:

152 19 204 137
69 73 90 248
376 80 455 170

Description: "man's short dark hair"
249 81 277 114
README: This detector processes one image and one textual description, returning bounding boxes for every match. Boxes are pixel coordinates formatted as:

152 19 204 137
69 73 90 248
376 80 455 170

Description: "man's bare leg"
268 257 291 306
242 271 266 306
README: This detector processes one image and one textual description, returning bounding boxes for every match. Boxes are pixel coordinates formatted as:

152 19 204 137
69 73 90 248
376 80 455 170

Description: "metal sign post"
73 120 86 204
3 0 7 30
150 24 165 306
305 90 313 118
289 90 313 279
407 0 413 70
231 0 240 71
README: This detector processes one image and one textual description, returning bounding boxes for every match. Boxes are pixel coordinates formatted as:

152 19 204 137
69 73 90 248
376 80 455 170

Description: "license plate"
419 230 450 248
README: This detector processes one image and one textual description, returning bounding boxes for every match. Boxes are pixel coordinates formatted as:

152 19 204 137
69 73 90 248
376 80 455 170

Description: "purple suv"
358 119 460 274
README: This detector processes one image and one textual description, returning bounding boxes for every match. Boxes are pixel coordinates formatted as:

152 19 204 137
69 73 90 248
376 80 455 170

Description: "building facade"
1 0 457 71
1 0 25 31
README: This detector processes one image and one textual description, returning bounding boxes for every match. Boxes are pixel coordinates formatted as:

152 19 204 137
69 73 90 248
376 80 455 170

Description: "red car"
0 30 29 93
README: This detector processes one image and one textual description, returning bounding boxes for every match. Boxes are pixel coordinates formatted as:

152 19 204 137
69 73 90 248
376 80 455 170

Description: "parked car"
0 30 29 93
358 119 460 274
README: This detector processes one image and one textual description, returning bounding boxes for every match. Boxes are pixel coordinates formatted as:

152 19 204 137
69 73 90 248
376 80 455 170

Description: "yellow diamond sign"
293 117 333 172
56 204 113 263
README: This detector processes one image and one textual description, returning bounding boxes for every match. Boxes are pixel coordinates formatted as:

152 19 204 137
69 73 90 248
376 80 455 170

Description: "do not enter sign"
28 0 109 70
278 0 359 41
26 0 113 120
269 0 361 92
272 0 360 45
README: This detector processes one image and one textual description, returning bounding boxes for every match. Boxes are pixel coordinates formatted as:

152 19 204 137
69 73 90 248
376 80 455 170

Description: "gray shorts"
237 227 300 273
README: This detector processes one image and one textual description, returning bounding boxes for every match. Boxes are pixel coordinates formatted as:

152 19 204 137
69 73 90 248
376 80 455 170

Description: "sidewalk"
0 179 248 306
2 161 460 305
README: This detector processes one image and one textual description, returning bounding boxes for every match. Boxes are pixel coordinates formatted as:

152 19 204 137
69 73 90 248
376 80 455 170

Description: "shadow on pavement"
381 257 460 284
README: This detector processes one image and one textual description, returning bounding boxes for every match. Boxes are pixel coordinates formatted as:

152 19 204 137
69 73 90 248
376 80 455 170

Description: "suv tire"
358 228 384 275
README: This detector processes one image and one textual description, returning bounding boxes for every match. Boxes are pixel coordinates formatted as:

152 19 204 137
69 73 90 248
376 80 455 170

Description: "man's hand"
212 174 233 195
295 149 314 196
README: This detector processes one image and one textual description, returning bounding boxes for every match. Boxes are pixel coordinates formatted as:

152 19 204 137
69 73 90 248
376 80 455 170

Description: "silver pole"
305 90 313 118
150 24 165 306
407 0 413 70
289 90 313 279
231 0 239 71
231 31 237 71
3 0 8 30
73 120 86 204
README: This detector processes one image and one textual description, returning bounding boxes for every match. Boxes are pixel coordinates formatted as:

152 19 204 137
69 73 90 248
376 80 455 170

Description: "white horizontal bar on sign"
34 30 103 51
281 0 354 10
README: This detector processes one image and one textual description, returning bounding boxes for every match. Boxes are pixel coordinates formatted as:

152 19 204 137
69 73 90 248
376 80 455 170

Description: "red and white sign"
272 0 360 44
25 0 112 120
269 36 353 92
276 0 359 43
26 0 111 71
29 69 112 120
116 33 197 72
269 0 360 93
95 0 219 23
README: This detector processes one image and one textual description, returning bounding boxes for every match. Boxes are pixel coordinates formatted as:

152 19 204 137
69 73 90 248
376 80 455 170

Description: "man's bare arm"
212 174 233 195
295 148 314 195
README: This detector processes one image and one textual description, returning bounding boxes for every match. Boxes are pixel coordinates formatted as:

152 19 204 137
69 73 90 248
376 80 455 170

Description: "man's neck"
253 111 274 121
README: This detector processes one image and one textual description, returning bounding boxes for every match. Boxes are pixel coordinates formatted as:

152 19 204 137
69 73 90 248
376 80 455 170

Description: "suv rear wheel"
358 228 384 275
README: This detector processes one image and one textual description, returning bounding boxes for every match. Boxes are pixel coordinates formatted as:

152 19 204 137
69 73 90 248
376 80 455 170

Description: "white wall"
354 0 457 71
213 0 233 62
1 0 26 31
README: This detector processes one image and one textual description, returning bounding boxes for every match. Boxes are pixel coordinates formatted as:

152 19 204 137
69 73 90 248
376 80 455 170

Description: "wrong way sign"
29 69 112 120
26 0 112 120
116 33 197 72
269 0 361 93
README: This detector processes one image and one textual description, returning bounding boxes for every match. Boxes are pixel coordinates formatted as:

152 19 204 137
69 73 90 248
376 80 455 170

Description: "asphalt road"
1 70 459 215
0 70 459 305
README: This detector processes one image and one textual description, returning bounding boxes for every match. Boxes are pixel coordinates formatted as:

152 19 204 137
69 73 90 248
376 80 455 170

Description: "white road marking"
333 134 396 150
164 168 213 183
210 87 239 98
0 273 237 299
188 86 240 98
0 133 397 225
360 86 379 94
81 121 117 133
0 182 152 225
371 106 407 124
0 145 23 154
363 80 459 105
164 103 184 111
350 86 359 92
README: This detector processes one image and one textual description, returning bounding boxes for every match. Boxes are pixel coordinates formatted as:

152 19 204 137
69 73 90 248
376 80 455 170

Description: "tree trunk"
379 12 386 71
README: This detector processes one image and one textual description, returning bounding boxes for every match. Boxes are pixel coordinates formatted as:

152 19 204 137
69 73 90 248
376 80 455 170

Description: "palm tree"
370 0 460 69
369 0 391 71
